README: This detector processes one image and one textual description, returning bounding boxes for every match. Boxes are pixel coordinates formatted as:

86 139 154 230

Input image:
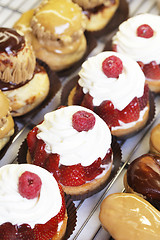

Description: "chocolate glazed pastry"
0 27 50 117
124 153 160 210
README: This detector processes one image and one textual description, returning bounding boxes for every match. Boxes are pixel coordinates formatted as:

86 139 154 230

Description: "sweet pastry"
112 13 160 93
72 0 119 32
124 153 160 210
14 0 87 71
0 90 14 151
0 27 50 117
99 193 160 240
0 164 67 240
150 124 160 155
68 51 150 138
26 105 113 197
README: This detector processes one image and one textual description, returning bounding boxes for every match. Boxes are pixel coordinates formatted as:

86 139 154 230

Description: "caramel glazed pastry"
123 153 160 210
0 27 50 117
73 0 119 32
150 123 160 155
0 90 14 151
13 0 87 71
99 193 160 240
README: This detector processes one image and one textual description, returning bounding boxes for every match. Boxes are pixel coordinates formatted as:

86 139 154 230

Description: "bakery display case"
0 0 160 239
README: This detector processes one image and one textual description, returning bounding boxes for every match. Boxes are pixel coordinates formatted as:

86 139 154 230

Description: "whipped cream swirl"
0 164 62 228
78 51 145 110
112 13 160 64
37 106 111 166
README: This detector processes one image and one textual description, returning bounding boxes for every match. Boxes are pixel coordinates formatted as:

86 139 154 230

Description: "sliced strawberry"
0 222 17 240
56 184 66 223
118 97 140 123
45 154 60 181
33 139 48 167
137 61 144 71
59 164 85 186
138 84 149 110
17 224 34 240
96 100 120 129
143 61 160 80
73 84 84 105
27 127 39 158
101 148 112 165
81 93 94 111
84 158 104 181
34 216 58 240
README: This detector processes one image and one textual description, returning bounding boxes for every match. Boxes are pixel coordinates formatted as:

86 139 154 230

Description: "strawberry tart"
26 105 113 197
112 13 160 93
0 164 68 240
68 51 150 138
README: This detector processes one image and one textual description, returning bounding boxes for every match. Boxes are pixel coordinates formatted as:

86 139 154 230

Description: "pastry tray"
0 0 160 239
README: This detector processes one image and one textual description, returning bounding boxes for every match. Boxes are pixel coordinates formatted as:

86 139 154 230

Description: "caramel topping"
99 193 160 240
127 154 160 202
0 28 25 55
32 0 86 39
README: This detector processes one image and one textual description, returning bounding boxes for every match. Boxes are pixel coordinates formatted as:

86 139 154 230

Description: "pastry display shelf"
0 0 160 240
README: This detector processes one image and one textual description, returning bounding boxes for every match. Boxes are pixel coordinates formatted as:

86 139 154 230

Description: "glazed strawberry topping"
102 55 123 78
72 110 95 132
18 171 42 199
137 24 154 38
143 61 160 80
0 184 65 240
138 84 149 110
84 158 104 181
81 93 94 111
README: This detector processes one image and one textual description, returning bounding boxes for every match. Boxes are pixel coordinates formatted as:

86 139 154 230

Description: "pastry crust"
83 0 119 32
68 86 150 138
146 79 160 93
27 150 113 196
52 211 68 240
150 124 160 155
4 70 50 116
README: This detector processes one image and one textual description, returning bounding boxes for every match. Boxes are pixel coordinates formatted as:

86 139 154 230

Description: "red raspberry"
18 171 42 199
102 55 123 78
72 110 96 132
137 24 154 38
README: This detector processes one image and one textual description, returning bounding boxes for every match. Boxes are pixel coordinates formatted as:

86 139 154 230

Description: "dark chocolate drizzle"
0 62 45 91
0 27 25 56
127 153 160 208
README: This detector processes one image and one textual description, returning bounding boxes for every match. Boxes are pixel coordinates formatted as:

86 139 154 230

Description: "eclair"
73 0 119 32
14 0 87 71
0 27 50 116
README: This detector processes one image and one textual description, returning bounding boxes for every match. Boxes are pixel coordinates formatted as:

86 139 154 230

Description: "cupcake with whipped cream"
26 105 113 198
112 13 160 93
0 164 68 240
68 51 151 138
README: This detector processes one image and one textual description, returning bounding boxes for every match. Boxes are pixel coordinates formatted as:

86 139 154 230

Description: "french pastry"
0 90 14 150
99 193 160 240
26 105 113 197
124 153 160 210
0 27 50 117
14 0 87 71
72 0 119 32
112 13 160 93
68 51 150 138
0 164 68 240
150 123 160 155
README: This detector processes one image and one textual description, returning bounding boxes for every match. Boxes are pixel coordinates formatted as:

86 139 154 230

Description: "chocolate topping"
0 28 25 55
127 154 160 203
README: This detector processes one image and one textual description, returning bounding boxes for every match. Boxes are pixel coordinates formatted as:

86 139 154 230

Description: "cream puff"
68 51 150 138
73 0 119 32
14 0 87 71
0 90 14 150
112 13 160 93
124 153 160 210
150 124 160 155
0 164 68 240
26 105 113 197
99 193 160 240
0 27 50 117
